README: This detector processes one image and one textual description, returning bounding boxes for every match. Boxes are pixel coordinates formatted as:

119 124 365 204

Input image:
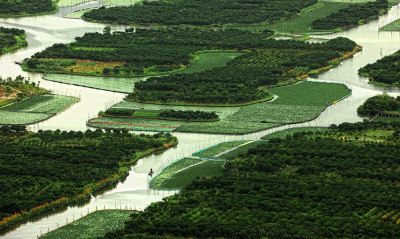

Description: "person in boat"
148 168 154 177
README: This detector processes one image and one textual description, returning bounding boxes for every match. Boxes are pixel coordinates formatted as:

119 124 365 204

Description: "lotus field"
88 81 350 134
44 74 146 93
0 94 79 125
40 210 135 239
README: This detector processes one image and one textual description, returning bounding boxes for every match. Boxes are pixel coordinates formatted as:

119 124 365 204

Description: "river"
1 3 400 238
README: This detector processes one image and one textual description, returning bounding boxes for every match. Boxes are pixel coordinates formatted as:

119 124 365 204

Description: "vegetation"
149 158 224 189
193 141 251 158
0 94 79 125
262 127 328 139
225 81 351 124
23 29 274 77
311 0 388 30
0 27 27 55
0 76 46 108
359 50 400 86
127 37 357 105
259 2 350 34
0 128 176 231
90 81 350 134
43 74 144 93
100 121 400 239
82 0 317 26
102 108 219 122
0 0 57 17
40 210 135 239
357 93 400 117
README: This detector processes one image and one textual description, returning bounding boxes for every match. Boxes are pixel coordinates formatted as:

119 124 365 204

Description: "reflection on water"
1 4 400 238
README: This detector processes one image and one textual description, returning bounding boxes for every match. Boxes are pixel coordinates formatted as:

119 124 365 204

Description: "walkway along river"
1 3 400 238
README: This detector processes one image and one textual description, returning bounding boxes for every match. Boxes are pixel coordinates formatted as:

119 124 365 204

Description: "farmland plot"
0 94 78 125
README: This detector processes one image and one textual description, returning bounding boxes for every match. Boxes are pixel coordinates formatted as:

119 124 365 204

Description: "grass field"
150 158 224 189
44 74 146 93
179 52 242 74
221 141 265 159
57 0 94 7
372 116 400 123
234 2 349 33
40 210 134 239
262 127 329 140
0 94 78 125
193 141 251 157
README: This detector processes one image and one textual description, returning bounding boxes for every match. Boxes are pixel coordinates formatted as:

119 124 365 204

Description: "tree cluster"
159 110 218 121
312 0 388 30
0 0 55 15
357 94 400 117
127 37 356 105
359 50 400 85
27 29 274 72
0 128 174 220
82 0 317 26
102 123 400 239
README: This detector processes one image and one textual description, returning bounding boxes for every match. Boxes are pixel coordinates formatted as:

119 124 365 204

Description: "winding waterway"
1 3 400 238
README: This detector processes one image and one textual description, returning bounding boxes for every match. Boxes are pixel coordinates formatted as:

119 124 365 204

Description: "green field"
235 2 349 33
44 74 146 93
88 81 350 134
0 94 78 125
57 0 93 7
179 52 243 74
262 127 329 139
226 81 351 124
40 210 134 239
150 158 224 189
372 116 400 123
193 141 251 157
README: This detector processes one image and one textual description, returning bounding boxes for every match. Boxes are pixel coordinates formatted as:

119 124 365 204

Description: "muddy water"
1 4 400 238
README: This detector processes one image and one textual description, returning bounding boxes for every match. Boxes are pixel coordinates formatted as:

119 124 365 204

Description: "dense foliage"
105 108 136 116
82 0 317 26
158 110 218 121
357 94 400 116
312 0 388 30
0 0 56 16
359 50 400 86
102 123 400 239
0 127 175 223
25 29 274 76
0 27 26 55
127 37 356 105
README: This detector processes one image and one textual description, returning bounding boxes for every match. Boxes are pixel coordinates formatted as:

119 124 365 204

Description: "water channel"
1 2 400 238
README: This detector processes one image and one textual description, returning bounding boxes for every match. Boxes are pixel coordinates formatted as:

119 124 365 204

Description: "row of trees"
359 50 400 85
158 110 218 121
0 128 175 222
83 0 317 26
0 0 55 16
102 122 400 239
312 0 388 30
